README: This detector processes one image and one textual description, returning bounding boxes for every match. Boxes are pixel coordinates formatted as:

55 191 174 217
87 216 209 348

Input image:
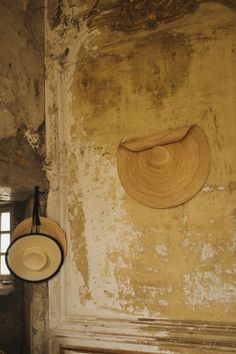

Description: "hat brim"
6 233 64 282
117 125 211 208
12 217 67 254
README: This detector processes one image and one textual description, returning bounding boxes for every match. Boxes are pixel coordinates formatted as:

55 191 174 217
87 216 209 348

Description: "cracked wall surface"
0 2 47 354
46 0 236 352
0 0 44 136
0 0 46 202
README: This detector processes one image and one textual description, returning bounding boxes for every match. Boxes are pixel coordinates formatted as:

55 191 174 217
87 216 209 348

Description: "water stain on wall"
78 56 122 115
72 31 192 148
129 32 192 106
47 0 63 30
0 0 44 136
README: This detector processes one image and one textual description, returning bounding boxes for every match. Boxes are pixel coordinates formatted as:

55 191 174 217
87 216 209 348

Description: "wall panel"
45 1 236 353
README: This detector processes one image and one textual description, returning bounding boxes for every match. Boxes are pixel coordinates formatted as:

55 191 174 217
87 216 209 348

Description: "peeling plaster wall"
46 1 236 352
0 1 47 354
0 0 46 201
0 0 44 137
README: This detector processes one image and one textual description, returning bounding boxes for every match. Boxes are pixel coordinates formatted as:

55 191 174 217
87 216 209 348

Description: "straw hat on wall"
6 217 66 282
117 125 210 208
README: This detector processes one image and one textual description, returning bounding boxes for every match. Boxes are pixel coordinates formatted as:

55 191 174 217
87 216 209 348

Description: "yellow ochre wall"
46 0 236 331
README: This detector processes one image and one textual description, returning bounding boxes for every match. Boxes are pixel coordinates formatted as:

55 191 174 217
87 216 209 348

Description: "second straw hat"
117 125 210 208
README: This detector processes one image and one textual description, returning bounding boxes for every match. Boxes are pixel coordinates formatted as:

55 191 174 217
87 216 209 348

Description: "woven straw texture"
117 125 210 208
7 235 63 282
12 216 67 253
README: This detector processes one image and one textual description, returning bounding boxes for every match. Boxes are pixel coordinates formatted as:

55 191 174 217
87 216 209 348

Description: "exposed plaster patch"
156 286 173 296
158 299 168 306
183 239 219 264
182 213 188 224
24 130 40 150
183 271 236 308
182 238 197 249
68 152 92 304
229 232 236 251
217 186 225 191
202 185 215 192
69 142 143 311
66 253 91 314
147 267 159 273
202 184 226 192
200 243 216 261
155 244 168 257
47 21 101 80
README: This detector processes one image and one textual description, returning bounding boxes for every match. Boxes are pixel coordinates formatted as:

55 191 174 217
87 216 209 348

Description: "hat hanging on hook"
117 125 211 208
6 186 67 283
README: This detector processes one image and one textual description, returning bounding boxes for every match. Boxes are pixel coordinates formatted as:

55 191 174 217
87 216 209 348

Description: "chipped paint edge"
49 316 236 354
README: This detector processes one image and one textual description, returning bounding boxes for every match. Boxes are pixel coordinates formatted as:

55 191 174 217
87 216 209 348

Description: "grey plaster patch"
0 133 46 202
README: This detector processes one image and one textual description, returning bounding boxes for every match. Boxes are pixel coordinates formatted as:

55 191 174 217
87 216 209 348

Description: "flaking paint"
46 1 236 349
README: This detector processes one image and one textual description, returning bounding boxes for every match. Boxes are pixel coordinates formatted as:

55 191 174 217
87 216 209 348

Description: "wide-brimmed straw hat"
6 217 66 282
117 125 210 208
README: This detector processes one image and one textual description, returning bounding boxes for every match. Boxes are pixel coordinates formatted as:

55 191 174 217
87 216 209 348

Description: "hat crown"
6 217 66 282
117 125 211 208
23 246 47 271
148 146 170 167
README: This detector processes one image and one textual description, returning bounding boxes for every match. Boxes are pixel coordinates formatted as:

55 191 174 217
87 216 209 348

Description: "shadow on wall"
0 278 25 354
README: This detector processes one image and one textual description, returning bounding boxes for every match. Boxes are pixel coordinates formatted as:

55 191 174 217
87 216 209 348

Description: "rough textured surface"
0 134 46 201
0 279 24 354
0 0 44 136
46 0 236 352
0 0 46 202
24 282 49 354
0 1 48 354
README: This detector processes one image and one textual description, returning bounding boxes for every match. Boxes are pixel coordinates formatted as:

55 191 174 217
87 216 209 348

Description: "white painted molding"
49 315 236 354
